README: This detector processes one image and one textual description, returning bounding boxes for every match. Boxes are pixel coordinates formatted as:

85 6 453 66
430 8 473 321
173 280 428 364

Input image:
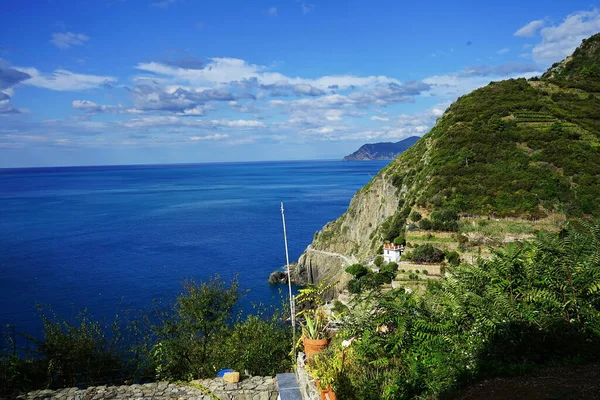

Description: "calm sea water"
0 160 387 333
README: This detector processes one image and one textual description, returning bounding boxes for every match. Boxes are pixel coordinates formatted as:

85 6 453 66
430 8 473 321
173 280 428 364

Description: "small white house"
383 243 403 263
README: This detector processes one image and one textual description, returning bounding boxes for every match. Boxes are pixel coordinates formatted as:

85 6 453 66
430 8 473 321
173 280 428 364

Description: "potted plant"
300 307 330 358
306 347 339 400
295 281 336 358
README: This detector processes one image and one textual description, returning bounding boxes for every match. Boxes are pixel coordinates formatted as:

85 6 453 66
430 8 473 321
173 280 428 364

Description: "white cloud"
72 100 145 115
298 1 314 14
135 58 400 91
72 100 116 112
514 20 546 37
423 65 544 98
50 32 90 49
18 68 116 91
177 105 209 116
531 9 600 62
210 119 265 128
267 7 278 16
190 134 229 141
497 48 510 54
370 116 389 121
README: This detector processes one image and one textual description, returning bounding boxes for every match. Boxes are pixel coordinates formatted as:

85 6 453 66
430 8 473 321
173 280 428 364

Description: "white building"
383 243 403 263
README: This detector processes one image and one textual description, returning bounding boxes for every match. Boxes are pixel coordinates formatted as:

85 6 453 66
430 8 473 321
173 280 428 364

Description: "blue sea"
0 160 388 334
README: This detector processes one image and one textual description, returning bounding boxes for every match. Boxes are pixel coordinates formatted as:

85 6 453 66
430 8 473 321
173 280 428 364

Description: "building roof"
383 243 403 251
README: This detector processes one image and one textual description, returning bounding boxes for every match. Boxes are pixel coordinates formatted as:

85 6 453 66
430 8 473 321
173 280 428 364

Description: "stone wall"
12 376 277 400
295 353 319 400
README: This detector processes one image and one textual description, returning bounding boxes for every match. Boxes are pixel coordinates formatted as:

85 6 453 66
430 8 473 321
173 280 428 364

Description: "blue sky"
1 0 599 167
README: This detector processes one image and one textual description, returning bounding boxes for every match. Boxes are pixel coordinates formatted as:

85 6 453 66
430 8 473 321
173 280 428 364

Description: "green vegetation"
404 244 446 263
345 263 369 279
317 221 600 399
0 276 292 396
542 34 600 91
346 262 399 294
409 211 422 222
378 35 600 220
373 255 384 267
419 209 460 232
445 250 461 266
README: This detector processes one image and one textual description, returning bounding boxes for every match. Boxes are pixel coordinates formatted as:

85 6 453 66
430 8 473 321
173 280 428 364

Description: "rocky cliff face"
294 164 404 289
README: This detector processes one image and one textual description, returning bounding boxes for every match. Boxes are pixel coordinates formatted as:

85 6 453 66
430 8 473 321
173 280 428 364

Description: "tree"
345 264 369 279
445 250 461 266
373 256 384 267
150 275 242 380
410 211 422 222
410 244 445 263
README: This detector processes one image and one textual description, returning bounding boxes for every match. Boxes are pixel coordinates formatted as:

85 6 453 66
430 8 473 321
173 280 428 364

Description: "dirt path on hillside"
453 363 600 400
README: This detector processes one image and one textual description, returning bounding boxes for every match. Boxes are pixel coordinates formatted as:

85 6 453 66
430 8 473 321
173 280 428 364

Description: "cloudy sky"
1 1 599 167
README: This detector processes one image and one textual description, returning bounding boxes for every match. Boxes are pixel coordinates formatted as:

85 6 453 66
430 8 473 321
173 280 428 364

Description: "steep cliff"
295 34 600 288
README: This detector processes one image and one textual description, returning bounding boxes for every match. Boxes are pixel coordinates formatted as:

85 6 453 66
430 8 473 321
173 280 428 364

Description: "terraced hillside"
294 34 600 288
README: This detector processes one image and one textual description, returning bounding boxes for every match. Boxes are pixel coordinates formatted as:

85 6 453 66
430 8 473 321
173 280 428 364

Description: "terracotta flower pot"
320 387 337 400
303 336 329 358
316 381 337 400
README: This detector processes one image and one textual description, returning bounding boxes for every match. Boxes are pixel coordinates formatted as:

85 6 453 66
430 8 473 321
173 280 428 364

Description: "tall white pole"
281 202 296 359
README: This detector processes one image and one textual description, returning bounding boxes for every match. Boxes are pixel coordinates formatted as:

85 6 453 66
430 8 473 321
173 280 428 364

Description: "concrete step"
276 373 302 400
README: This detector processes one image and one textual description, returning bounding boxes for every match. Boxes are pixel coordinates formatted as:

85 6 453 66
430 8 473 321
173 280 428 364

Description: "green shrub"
419 219 432 230
410 244 446 263
410 211 422 222
331 300 349 316
446 250 461 266
347 279 362 294
0 277 295 395
330 220 600 399
393 235 406 246
345 264 369 279
380 262 399 282
373 255 384 267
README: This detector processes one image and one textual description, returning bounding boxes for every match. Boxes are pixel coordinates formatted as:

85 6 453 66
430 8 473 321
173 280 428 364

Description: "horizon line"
0 158 391 171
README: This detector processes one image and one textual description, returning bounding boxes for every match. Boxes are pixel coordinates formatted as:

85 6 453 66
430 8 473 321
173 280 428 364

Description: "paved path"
305 245 358 266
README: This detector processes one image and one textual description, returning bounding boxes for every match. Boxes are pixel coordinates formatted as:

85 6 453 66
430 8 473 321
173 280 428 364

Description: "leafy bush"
216 311 292 376
408 244 446 263
149 276 242 380
0 276 293 395
419 219 432 230
331 300 349 316
410 211 422 222
393 235 405 246
373 255 384 267
325 220 600 399
35 308 128 388
345 264 369 279
347 279 362 294
446 250 461 266
379 262 399 283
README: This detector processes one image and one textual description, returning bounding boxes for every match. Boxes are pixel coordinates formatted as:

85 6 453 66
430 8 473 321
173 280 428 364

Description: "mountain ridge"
343 136 420 160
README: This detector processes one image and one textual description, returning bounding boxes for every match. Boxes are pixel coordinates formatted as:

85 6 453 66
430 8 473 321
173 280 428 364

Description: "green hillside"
297 34 600 280
379 33 600 225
